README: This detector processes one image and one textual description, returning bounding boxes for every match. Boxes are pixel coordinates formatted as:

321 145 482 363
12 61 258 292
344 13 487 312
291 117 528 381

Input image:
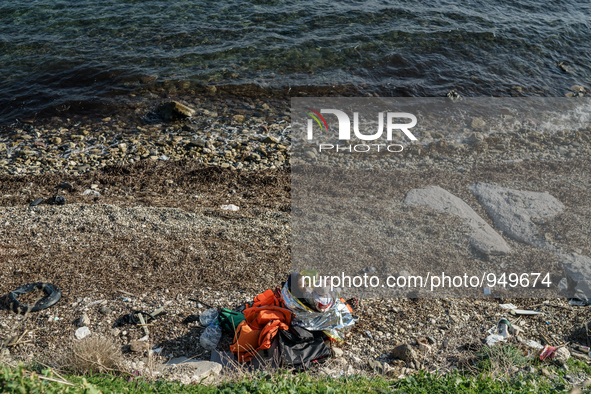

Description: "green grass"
2 347 589 394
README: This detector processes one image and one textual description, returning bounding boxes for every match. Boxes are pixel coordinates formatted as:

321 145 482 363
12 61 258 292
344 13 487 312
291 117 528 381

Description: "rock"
469 182 565 248
76 313 90 327
221 204 239 211
332 347 344 358
446 90 461 100
404 185 511 255
368 359 384 374
56 182 73 191
304 150 316 160
99 305 112 315
557 253 591 299
390 344 416 363
110 328 120 336
81 189 100 197
156 101 196 121
75 326 91 339
469 132 484 145
164 358 222 382
471 117 486 129
130 340 149 353
418 343 431 353
262 136 279 144
540 367 551 377
552 347 570 365
191 361 222 381
233 115 246 123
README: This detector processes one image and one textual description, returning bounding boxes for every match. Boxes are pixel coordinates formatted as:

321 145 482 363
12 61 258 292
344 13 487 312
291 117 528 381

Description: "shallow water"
1 0 590 123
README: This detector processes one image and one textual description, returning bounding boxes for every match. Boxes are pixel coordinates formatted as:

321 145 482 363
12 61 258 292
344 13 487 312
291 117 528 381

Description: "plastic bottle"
199 308 219 326
200 323 222 350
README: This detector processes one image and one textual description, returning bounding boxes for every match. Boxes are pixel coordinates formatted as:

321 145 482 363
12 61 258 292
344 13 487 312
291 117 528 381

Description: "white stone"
81 189 101 197
469 182 564 248
221 204 239 211
404 185 510 255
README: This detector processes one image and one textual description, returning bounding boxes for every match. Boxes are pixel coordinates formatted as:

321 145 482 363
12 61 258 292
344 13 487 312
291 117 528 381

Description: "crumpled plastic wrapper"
281 283 356 341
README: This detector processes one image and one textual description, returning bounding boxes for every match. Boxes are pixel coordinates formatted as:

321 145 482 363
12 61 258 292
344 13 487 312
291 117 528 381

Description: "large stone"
469 182 564 248
557 253 591 300
164 357 222 382
390 344 416 363
404 186 510 255
157 101 196 121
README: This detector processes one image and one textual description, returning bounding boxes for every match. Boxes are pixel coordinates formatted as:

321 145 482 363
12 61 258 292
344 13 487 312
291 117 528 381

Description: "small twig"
539 333 553 347
7 339 32 347
188 298 215 310
117 289 134 297
37 374 76 386
3 361 75 387
37 361 70 384
179 352 204 364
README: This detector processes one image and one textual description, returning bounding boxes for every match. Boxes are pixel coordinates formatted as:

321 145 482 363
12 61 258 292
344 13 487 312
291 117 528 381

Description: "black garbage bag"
279 326 331 370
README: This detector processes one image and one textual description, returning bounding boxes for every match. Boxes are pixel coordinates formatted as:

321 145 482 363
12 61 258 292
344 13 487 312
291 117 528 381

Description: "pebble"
130 340 149 353
99 305 112 315
76 313 91 327
81 189 101 197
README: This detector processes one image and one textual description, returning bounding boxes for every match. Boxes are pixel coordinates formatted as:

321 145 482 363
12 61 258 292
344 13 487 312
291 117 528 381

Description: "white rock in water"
469 182 564 248
75 326 91 340
221 204 239 211
404 185 510 255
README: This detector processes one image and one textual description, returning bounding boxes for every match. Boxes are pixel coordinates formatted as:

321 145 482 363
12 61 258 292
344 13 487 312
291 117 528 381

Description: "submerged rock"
157 101 196 121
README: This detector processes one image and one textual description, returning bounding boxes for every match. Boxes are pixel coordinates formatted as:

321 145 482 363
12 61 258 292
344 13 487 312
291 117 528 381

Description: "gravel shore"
1 105 591 380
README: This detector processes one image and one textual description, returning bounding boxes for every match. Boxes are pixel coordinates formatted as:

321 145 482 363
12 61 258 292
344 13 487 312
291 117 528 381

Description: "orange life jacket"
230 290 292 362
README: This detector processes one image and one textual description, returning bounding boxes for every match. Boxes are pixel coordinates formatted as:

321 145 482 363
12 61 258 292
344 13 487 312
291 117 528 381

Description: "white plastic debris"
485 319 511 346
499 303 518 310
221 204 239 211
75 326 91 340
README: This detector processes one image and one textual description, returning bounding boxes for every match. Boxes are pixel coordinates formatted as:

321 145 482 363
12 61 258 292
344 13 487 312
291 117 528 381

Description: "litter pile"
200 271 358 369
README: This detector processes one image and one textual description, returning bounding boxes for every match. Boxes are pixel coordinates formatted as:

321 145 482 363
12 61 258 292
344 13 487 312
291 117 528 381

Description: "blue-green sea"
1 0 590 123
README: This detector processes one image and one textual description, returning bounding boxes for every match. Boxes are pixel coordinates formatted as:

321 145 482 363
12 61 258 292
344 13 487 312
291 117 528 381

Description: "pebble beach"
1 94 591 382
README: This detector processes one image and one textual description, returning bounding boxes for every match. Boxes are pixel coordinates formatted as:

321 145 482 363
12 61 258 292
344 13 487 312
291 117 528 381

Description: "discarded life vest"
230 289 292 362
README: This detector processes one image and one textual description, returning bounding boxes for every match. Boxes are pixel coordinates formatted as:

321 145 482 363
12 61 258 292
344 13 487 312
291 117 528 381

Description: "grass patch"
475 344 529 376
1 352 588 394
